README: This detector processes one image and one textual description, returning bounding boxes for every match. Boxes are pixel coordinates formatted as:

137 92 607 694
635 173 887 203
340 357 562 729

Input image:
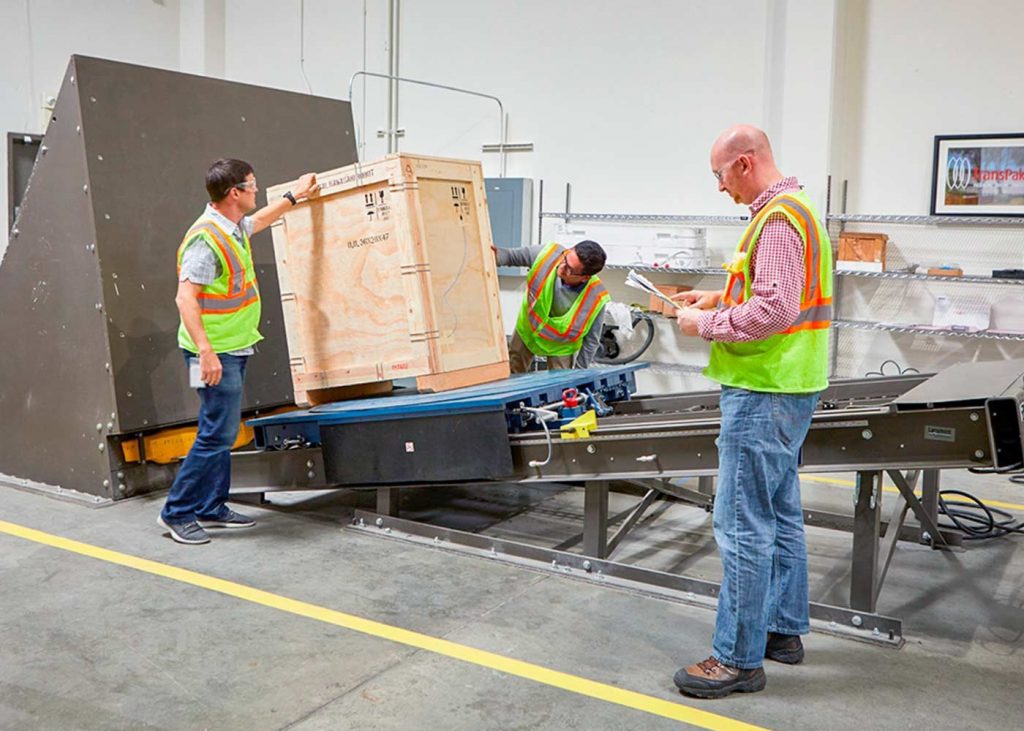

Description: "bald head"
709 124 783 205
711 124 774 165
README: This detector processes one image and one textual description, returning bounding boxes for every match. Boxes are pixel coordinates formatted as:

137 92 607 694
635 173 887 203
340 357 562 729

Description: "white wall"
0 0 182 258
0 0 837 255
834 0 1024 214
830 0 1024 377
4 0 1023 385
221 0 782 214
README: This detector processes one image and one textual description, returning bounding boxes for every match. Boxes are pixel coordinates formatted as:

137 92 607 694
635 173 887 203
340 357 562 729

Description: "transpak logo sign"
944 146 1024 201
946 152 973 192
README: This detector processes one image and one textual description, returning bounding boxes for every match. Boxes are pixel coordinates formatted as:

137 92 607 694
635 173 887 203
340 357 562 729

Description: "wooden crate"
838 232 888 270
266 154 509 405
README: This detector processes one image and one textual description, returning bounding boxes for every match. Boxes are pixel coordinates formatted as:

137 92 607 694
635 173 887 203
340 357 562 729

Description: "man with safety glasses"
671 125 832 698
494 240 609 373
158 158 318 545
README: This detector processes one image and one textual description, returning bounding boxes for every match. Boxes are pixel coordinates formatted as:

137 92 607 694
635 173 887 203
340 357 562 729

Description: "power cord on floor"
937 488 1024 540
864 359 920 378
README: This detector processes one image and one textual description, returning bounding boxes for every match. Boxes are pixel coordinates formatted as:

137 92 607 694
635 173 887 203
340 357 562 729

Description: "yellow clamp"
560 409 598 440
723 251 747 274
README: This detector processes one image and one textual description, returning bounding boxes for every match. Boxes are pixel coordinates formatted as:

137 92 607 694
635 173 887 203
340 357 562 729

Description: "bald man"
671 125 833 699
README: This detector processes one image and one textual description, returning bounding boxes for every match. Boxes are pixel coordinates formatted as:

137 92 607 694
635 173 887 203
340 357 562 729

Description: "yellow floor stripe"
0 519 766 731
800 475 1024 513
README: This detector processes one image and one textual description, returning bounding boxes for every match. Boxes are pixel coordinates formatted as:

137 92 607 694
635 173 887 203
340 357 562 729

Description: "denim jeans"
711 386 819 669
161 351 248 523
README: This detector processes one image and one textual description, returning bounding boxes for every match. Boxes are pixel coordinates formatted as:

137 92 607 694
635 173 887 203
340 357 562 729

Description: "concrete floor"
1 470 1023 730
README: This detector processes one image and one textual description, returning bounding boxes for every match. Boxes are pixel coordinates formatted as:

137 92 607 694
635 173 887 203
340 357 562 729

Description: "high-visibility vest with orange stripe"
176 215 263 354
515 243 610 357
705 189 833 393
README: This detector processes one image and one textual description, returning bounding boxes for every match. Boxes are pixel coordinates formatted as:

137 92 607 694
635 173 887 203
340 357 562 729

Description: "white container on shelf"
547 221 708 268
931 295 991 331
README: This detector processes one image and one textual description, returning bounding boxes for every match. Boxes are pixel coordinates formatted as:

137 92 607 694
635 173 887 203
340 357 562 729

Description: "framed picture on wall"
931 133 1024 216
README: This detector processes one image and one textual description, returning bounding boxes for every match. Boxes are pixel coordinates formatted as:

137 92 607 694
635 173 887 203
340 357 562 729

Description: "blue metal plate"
248 364 646 448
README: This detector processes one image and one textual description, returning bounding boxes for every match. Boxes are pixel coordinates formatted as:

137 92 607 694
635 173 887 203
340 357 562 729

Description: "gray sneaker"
197 508 256 529
157 515 211 545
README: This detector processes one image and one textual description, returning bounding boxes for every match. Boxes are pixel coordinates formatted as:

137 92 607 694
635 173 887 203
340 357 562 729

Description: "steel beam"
351 510 904 646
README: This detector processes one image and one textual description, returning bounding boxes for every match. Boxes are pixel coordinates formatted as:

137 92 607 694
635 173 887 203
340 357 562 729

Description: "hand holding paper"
672 289 722 310
624 269 684 311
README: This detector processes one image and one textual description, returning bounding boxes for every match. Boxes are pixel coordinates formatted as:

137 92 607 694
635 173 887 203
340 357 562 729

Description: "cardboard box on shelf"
837 232 888 271
926 267 964 277
648 284 691 316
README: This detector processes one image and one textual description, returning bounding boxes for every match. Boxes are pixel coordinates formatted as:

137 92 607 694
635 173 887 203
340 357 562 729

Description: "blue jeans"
711 386 819 669
161 351 248 523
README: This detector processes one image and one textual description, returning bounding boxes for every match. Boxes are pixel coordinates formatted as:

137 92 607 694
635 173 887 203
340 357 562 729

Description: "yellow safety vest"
705 190 833 393
176 216 262 353
514 243 610 357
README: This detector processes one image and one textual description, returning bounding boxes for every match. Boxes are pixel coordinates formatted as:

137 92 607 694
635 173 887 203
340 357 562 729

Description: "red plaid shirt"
698 177 806 342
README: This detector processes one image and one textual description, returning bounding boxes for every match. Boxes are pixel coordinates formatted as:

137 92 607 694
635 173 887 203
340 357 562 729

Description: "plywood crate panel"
267 154 509 405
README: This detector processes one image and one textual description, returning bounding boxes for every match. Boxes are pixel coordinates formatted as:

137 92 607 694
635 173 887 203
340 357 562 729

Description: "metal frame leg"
851 470 881 612
920 469 941 545
583 480 609 558
377 487 400 517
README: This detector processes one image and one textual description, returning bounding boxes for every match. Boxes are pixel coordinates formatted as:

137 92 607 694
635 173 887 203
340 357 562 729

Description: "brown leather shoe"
765 633 805 664
673 656 766 699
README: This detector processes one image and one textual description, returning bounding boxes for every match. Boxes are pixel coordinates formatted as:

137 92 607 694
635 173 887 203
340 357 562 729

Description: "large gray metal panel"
72 56 358 432
894 357 1024 409
0 59 119 495
0 56 358 498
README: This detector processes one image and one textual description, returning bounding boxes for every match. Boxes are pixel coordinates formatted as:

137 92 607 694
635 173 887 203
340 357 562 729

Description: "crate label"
924 425 955 442
364 189 391 221
450 185 470 220
320 168 376 192
346 231 390 250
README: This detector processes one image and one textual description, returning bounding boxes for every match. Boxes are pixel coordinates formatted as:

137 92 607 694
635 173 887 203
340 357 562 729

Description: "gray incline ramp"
0 55 357 500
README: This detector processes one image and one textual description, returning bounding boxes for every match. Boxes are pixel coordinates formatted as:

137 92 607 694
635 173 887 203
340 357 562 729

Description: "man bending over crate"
495 240 610 372
158 158 318 545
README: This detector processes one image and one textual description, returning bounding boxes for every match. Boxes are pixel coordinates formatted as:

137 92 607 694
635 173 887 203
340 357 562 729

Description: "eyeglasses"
712 159 738 182
561 252 588 277
712 150 754 182
234 179 258 192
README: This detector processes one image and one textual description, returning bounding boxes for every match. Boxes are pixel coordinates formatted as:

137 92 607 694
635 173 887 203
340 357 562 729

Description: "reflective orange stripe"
726 194 827 313
526 249 564 329
527 245 563 300
198 222 245 295
177 222 247 296
781 320 830 334
198 284 259 314
775 198 823 302
724 271 745 305
780 300 832 334
532 282 609 343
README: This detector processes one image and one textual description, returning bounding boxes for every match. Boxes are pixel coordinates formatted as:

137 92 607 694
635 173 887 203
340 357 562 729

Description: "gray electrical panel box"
485 177 533 275
7 133 42 230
